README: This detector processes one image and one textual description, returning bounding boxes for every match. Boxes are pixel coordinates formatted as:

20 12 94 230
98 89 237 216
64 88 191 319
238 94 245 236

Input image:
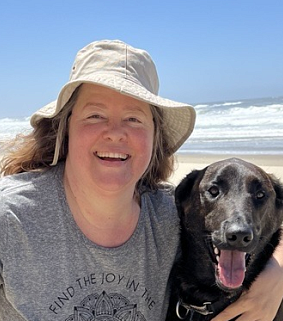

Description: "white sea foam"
183 96 283 154
1 97 283 155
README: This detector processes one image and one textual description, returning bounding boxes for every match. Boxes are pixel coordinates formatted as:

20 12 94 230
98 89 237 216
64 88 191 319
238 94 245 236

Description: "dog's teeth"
214 247 220 255
216 255 219 262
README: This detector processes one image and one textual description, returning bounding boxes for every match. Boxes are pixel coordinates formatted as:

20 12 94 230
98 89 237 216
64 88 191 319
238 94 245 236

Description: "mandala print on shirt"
65 291 146 320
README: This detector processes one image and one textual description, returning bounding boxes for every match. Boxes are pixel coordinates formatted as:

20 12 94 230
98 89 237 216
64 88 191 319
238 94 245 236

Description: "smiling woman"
0 39 196 321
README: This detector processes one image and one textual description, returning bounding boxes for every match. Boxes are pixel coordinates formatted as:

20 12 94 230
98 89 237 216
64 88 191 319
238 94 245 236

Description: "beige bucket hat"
30 40 196 164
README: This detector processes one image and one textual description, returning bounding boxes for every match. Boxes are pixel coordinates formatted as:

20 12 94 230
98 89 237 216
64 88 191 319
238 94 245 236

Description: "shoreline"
170 153 283 185
1 149 282 184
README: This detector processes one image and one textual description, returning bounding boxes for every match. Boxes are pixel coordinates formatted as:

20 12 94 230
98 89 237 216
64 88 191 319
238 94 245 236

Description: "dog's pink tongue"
218 250 246 289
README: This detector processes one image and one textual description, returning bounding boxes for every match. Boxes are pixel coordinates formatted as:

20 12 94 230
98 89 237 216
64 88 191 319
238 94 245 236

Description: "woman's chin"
92 174 136 193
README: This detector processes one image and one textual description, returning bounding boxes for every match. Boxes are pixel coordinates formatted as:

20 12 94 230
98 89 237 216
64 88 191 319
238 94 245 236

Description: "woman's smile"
95 151 130 162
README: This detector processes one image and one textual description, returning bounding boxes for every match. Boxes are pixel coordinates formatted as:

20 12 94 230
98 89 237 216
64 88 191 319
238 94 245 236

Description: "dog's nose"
225 225 254 248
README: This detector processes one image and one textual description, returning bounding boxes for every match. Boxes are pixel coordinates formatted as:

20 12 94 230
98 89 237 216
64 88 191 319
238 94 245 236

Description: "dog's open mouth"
210 244 251 290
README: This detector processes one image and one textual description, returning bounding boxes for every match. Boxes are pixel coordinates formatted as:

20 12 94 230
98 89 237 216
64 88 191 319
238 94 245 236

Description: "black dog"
166 158 283 321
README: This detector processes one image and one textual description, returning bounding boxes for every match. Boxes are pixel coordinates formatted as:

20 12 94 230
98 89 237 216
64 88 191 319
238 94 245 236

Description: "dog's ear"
175 169 204 214
269 174 283 209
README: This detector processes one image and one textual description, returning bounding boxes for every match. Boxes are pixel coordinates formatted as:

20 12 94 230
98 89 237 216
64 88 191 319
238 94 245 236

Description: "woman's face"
65 84 154 194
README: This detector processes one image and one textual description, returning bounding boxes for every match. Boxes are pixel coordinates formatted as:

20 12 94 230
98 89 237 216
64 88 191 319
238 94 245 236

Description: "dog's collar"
176 292 241 320
176 300 213 319
176 293 241 320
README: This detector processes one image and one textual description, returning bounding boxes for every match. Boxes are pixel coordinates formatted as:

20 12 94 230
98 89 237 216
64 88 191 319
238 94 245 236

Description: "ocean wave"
1 96 282 154
211 101 243 108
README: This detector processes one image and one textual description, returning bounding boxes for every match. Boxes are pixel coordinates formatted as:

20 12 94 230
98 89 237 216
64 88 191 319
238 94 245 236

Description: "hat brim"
30 75 196 155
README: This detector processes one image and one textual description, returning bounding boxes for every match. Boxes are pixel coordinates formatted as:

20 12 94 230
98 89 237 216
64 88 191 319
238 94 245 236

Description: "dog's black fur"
166 158 283 321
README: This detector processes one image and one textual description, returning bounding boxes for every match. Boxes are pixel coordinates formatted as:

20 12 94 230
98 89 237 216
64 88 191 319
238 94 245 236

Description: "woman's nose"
102 121 127 141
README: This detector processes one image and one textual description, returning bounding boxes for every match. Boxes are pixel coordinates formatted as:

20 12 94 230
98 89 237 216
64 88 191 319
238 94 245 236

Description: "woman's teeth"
96 152 129 160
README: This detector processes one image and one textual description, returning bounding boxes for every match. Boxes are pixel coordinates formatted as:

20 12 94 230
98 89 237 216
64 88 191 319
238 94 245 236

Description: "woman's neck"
63 172 141 247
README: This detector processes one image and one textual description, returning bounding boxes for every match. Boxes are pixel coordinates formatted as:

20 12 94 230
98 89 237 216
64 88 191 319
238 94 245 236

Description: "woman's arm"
211 238 283 321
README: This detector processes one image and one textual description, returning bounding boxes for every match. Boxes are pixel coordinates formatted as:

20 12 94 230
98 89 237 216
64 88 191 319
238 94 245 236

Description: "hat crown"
70 40 159 95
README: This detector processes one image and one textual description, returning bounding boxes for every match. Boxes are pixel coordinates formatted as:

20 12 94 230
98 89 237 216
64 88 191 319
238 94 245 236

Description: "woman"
0 39 195 321
0 40 282 321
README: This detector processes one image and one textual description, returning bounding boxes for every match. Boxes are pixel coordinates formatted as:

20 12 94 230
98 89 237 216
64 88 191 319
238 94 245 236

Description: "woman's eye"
88 114 104 119
127 117 141 123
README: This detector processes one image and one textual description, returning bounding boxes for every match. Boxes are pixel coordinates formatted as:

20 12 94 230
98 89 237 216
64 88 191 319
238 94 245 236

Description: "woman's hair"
0 86 175 189
139 105 175 189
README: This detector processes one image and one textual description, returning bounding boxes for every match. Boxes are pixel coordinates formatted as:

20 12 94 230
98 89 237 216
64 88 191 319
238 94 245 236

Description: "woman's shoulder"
0 163 64 195
0 172 39 197
141 183 178 220
142 182 175 202
140 184 180 253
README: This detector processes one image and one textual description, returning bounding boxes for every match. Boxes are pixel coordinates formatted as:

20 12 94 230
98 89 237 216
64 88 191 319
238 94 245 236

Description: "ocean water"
182 96 283 155
0 96 283 155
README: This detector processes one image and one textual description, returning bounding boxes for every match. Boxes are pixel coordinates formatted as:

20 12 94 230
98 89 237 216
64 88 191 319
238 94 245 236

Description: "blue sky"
1 0 283 118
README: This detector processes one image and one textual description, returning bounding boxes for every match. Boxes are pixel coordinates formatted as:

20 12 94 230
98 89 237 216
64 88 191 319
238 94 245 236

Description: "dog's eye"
255 190 265 199
208 186 219 197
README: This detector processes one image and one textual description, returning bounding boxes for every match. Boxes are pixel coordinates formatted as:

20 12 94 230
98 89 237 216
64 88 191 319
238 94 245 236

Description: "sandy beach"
0 149 282 184
170 153 283 185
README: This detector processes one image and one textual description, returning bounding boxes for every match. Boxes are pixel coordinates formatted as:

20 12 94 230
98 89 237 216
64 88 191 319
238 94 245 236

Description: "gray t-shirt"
0 163 179 321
